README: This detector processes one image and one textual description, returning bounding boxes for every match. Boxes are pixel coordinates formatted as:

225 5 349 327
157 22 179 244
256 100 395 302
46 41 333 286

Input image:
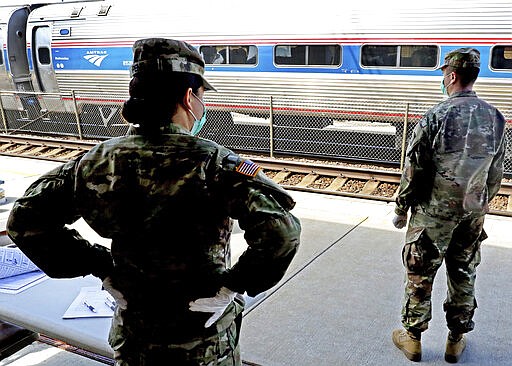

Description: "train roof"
24 0 512 42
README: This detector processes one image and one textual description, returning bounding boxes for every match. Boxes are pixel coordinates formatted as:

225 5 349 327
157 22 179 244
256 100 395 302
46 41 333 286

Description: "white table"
0 274 114 358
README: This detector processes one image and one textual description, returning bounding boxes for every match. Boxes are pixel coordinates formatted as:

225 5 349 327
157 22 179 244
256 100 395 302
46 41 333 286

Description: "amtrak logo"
84 52 108 67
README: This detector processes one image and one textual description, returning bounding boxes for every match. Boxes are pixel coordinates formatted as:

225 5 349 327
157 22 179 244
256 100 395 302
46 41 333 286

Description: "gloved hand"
392 214 408 229
189 287 236 328
241 291 267 309
102 276 127 310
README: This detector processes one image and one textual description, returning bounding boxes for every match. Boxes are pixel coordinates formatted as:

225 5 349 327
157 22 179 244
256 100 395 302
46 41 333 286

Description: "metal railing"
1 90 511 174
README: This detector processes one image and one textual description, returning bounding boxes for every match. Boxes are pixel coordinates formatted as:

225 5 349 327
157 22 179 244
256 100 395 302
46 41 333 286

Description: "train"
0 0 511 163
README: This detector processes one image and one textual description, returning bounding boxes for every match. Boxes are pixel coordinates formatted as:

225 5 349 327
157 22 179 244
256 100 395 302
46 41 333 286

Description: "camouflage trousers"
110 301 243 366
400 212 486 335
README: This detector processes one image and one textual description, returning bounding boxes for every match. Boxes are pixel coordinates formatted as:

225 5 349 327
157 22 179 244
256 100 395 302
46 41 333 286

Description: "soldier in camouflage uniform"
7 38 301 365
391 48 506 363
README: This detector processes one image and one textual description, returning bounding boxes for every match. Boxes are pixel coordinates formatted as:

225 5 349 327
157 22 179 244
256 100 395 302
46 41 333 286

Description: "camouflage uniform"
7 39 301 366
395 86 506 335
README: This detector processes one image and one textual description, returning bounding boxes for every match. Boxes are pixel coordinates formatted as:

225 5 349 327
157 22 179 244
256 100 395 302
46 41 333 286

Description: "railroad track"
0 134 96 161
1 134 511 217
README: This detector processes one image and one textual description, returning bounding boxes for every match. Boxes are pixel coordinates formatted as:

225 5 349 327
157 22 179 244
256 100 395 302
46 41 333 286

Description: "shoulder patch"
235 159 261 177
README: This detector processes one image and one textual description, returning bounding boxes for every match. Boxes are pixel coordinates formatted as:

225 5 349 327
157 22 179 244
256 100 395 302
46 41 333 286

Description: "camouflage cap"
130 38 216 91
438 47 480 70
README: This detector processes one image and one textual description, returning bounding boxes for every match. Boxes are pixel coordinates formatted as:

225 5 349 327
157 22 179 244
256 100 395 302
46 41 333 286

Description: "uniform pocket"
402 228 437 273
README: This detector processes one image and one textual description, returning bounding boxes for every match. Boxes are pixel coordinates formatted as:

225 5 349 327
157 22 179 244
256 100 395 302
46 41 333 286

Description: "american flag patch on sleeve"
235 159 261 177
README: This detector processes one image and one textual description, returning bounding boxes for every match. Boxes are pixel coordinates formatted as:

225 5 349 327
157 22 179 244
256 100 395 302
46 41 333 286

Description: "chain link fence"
0 91 130 140
1 90 511 175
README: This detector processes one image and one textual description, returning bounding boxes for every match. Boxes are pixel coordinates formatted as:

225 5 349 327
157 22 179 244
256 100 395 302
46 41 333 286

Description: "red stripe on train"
50 37 512 47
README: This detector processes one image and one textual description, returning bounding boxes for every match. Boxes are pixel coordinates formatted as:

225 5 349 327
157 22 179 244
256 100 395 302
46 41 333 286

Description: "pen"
105 299 115 311
83 300 97 313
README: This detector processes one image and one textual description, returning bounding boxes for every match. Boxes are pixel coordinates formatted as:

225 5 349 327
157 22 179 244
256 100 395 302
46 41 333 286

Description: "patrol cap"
437 47 480 70
130 38 216 91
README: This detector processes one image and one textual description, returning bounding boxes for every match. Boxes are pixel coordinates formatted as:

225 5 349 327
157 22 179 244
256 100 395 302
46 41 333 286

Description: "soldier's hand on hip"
392 214 408 229
189 287 236 328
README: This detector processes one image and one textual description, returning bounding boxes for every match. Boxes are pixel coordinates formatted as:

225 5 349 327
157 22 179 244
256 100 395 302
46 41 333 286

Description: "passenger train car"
0 0 511 158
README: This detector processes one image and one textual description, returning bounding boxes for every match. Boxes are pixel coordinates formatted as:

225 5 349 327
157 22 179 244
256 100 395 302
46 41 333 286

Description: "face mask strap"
188 93 204 118
189 92 207 136
188 107 199 122
441 72 455 96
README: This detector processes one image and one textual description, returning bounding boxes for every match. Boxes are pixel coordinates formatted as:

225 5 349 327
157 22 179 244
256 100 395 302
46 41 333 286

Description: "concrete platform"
1 155 511 365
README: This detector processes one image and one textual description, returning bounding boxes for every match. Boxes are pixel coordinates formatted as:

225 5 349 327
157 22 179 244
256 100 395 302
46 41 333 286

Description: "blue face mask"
440 80 448 96
189 93 207 136
440 74 453 96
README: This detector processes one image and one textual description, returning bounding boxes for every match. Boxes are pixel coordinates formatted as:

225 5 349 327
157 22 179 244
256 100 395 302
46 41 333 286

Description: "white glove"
102 276 127 310
241 291 267 309
189 287 236 328
392 214 408 229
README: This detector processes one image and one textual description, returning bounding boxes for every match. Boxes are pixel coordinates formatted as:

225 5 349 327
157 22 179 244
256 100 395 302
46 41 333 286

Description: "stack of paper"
0 245 48 294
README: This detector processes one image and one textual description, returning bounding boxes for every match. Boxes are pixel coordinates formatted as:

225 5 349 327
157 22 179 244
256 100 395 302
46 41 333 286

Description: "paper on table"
0 269 48 294
63 286 115 319
0 245 40 279
0 245 48 294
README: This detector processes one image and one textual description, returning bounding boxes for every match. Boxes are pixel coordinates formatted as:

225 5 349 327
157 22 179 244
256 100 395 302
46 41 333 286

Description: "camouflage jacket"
395 90 506 219
7 124 301 340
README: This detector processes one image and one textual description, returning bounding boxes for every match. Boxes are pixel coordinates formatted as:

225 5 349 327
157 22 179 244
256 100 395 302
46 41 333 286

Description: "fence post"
269 96 274 158
0 92 7 133
71 90 83 140
400 103 410 171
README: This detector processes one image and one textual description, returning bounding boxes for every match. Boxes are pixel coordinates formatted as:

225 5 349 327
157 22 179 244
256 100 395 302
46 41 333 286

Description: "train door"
32 25 59 93
0 6 18 92
7 7 34 94
7 6 40 118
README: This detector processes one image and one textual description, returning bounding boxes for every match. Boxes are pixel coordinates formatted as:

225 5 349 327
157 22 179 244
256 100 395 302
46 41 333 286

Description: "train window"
399 46 437 68
275 45 341 66
361 45 437 68
37 47 51 65
200 46 224 64
361 45 397 67
308 45 341 66
200 45 257 65
491 46 512 70
229 47 248 64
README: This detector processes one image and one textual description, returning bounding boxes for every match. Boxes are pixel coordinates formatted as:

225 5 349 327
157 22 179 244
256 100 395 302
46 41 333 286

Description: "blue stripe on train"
51 47 133 71
46 45 510 78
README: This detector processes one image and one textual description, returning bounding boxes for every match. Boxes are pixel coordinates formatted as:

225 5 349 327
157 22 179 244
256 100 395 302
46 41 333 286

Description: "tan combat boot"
392 329 422 362
445 332 466 363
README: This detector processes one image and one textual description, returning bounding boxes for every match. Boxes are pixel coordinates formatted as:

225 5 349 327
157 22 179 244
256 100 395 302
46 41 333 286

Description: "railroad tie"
0 144 15 152
59 150 85 160
7 145 31 154
326 176 347 191
41 148 65 157
272 170 291 184
296 173 319 188
22 146 47 155
361 180 380 195
507 196 512 212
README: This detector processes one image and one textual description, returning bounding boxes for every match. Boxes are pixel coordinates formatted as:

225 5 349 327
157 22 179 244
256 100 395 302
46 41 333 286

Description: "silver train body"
0 0 511 132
